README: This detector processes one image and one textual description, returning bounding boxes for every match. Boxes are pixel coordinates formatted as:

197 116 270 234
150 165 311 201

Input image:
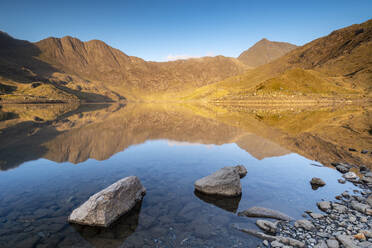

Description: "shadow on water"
0 103 121 170
71 201 142 248
0 109 18 121
194 190 242 213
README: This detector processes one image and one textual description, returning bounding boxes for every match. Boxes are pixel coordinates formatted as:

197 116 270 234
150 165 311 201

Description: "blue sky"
0 0 371 61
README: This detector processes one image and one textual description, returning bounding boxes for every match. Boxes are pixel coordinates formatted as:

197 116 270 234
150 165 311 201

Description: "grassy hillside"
186 19 372 101
250 68 357 96
0 78 78 103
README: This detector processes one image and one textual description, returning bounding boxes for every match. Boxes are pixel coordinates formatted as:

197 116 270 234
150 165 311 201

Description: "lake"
0 103 370 248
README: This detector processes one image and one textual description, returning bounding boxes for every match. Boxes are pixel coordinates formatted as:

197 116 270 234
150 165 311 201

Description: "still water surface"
0 103 367 247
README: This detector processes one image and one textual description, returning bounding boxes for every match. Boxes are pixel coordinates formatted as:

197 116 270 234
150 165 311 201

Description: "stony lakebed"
67 161 372 248
0 140 371 248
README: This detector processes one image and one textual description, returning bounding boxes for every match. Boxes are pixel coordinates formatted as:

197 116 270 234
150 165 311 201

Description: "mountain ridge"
186 19 372 101
238 38 297 67
0 32 247 101
0 19 371 103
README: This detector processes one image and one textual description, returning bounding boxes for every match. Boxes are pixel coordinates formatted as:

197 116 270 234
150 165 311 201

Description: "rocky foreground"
234 162 372 248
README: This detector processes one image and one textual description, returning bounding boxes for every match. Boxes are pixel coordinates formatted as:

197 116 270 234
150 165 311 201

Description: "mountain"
237 38 297 67
1 19 370 103
187 19 372 100
0 33 246 102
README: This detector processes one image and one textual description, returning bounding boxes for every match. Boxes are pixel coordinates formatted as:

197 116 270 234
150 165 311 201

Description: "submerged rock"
338 178 346 184
68 176 146 227
256 219 277 234
232 224 277 241
235 165 247 178
194 165 246 196
310 177 326 189
238 206 293 221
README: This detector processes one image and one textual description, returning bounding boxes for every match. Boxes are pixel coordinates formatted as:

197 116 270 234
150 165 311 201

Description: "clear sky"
0 0 371 61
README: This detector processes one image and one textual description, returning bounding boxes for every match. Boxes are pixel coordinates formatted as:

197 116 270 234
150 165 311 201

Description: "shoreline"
0 94 371 105
235 162 372 248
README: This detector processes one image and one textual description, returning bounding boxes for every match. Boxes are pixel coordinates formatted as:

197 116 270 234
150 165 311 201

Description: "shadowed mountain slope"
238 38 297 67
0 33 246 102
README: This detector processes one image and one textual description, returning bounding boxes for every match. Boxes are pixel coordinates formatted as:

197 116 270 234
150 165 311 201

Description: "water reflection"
194 190 242 213
0 102 370 170
72 201 142 248
0 109 18 121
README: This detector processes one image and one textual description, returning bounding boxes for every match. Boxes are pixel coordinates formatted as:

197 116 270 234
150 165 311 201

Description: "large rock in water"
68 176 146 227
194 166 246 196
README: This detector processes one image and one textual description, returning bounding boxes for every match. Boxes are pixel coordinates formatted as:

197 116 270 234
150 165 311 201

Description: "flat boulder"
294 219 315 231
336 165 349 173
350 201 370 214
68 176 146 227
238 206 293 221
194 166 246 196
308 212 325 219
277 236 305 248
317 201 331 212
342 172 357 180
332 203 348 213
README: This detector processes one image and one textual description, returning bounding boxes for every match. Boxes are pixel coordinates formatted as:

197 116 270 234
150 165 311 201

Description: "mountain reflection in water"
0 102 370 170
